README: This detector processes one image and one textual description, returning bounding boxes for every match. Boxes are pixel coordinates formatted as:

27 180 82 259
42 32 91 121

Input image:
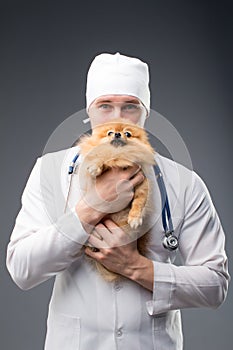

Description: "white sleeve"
6 157 89 290
147 171 230 315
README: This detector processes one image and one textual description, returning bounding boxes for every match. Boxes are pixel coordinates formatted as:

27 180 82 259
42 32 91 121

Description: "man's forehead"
93 95 141 104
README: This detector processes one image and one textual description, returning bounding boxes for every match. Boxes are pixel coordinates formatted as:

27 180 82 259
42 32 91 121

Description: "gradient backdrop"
1 1 232 349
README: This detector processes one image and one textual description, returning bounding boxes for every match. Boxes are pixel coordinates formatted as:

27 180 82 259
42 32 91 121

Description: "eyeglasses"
88 102 148 120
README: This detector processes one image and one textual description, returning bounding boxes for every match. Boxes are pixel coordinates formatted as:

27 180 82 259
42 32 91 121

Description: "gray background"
1 0 232 349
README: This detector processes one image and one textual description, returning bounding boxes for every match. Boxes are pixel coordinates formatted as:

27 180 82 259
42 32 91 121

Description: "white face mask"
87 97 148 128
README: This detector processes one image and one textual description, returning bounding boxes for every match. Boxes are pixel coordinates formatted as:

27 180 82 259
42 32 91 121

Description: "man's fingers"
111 164 141 180
115 170 144 193
88 223 115 248
123 165 142 179
130 171 145 188
85 246 102 258
102 219 122 233
88 234 106 248
88 220 131 249
130 165 142 177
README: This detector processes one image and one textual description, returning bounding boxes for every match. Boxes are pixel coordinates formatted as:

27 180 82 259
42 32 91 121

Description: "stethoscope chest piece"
162 231 179 251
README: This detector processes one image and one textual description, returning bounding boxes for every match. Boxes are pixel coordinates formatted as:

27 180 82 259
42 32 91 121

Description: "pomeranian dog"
76 118 156 281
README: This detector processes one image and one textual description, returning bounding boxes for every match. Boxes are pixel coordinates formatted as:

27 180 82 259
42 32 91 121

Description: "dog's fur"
76 118 156 281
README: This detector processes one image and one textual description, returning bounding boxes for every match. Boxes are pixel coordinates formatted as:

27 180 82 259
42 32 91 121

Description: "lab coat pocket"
45 310 81 350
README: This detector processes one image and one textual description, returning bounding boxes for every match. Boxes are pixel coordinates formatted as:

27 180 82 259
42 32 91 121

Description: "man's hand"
75 166 144 231
85 219 154 291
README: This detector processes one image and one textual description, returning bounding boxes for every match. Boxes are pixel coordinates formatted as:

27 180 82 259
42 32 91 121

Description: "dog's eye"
124 131 132 138
107 131 114 136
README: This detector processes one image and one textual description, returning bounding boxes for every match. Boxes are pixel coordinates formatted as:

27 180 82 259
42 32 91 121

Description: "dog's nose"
114 132 121 138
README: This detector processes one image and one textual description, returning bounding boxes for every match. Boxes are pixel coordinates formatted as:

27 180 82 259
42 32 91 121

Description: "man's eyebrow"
96 100 112 103
125 99 140 103
96 99 140 104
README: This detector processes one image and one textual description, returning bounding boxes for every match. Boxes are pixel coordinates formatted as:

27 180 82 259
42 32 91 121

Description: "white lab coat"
6 146 229 350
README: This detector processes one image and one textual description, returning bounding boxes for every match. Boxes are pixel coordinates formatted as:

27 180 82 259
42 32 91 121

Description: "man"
7 53 230 349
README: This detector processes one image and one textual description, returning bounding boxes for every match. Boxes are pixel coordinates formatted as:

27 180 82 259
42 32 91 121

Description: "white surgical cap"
86 52 150 113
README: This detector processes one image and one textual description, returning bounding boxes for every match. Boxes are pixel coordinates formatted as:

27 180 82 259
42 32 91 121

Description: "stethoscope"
68 154 179 251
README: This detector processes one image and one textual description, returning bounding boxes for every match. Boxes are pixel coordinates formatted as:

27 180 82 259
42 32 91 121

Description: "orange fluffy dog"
77 118 156 281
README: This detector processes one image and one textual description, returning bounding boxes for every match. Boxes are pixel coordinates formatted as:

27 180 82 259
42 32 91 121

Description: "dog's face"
91 118 150 148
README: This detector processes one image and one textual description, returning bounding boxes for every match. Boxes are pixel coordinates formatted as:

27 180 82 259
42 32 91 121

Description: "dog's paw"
87 165 102 177
128 216 143 229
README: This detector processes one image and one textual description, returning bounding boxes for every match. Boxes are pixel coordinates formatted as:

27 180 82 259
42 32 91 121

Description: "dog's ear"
72 132 91 147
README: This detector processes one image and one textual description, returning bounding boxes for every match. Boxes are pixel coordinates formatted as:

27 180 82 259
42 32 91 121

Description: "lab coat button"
116 328 123 337
114 283 122 291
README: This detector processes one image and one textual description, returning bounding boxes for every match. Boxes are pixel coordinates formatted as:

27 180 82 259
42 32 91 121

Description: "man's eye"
124 131 132 138
99 104 111 109
107 131 114 136
123 104 138 111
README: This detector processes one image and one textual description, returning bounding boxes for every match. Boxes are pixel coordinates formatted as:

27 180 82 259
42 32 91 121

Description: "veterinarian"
7 53 230 349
